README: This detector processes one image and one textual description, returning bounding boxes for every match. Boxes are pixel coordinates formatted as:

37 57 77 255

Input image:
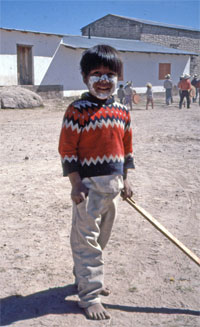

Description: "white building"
0 27 197 97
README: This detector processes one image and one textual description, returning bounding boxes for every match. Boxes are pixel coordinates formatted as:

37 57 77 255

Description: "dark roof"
62 35 197 55
0 27 64 37
1 27 197 55
81 14 200 33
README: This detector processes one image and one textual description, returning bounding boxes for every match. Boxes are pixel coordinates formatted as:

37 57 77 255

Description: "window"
170 43 180 49
159 63 171 80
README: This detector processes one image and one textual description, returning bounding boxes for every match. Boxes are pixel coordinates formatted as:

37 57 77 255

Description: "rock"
0 86 44 109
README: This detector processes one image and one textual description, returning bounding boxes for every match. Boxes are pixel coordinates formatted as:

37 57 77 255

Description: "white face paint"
88 74 118 100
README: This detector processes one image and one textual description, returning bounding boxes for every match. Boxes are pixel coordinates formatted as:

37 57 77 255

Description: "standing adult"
178 74 192 109
163 74 173 105
178 75 185 106
191 74 198 103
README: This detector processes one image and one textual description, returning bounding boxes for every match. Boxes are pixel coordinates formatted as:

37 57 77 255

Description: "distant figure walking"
178 75 185 107
196 79 200 106
163 74 173 105
145 83 154 110
117 84 125 104
178 74 192 109
124 81 135 110
191 74 198 103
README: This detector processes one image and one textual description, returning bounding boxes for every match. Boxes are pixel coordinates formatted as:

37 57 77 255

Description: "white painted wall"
40 45 85 94
121 52 190 92
61 48 191 96
0 29 62 85
0 55 18 84
34 57 53 84
40 46 191 97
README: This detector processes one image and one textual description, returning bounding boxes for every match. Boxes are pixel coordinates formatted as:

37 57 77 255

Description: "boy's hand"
71 181 89 204
121 179 133 200
68 172 89 204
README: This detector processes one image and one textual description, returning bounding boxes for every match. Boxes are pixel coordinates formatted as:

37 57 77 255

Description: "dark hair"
80 44 122 77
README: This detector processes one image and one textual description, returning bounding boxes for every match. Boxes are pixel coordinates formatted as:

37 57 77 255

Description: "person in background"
163 74 173 105
191 74 198 103
196 78 200 106
145 83 154 110
178 75 185 107
178 74 192 109
58 44 134 320
124 81 135 110
117 84 125 104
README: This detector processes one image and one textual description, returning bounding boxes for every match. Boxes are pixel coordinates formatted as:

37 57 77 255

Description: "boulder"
0 87 44 109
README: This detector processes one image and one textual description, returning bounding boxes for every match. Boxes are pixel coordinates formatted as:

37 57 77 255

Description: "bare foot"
84 303 111 320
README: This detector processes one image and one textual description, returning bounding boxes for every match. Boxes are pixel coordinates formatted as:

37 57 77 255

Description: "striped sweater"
58 93 134 179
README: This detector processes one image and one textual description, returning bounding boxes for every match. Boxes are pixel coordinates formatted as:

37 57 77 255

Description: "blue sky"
0 0 199 35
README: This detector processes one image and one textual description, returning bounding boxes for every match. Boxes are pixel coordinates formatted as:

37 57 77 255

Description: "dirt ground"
0 95 200 327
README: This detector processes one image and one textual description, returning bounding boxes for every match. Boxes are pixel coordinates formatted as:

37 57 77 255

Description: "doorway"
17 45 33 85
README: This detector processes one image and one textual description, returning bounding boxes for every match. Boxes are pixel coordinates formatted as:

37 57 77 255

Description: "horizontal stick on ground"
125 197 200 267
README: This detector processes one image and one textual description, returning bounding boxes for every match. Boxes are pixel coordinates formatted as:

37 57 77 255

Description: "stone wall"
82 16 141 39
81 15 200 75
140 24 200 75
18 85 63 99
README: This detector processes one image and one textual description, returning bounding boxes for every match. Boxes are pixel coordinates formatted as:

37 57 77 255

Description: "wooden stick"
125 197 200 267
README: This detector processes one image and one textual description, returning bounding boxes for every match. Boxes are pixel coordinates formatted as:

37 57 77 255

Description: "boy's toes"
84 303 111 320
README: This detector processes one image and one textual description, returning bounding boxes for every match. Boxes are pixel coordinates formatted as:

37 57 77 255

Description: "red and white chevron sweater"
58 93 134 179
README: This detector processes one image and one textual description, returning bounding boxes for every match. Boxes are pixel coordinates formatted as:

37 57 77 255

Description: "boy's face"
83 65 118 100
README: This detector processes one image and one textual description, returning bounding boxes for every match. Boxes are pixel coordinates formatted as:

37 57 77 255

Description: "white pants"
70 176 122 308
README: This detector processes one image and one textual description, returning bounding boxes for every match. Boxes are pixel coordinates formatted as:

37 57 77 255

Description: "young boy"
146 83 154 110
58 44 135 320
117 84 125 104
124 81 134 110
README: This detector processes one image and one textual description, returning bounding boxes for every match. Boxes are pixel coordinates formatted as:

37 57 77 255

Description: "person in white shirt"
124 81 135 110
146 83 154 110
163 74 173 105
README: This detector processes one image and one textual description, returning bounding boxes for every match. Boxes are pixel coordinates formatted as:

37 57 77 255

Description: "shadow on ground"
105 303 200 316
1 284 199 325
0 284 80 325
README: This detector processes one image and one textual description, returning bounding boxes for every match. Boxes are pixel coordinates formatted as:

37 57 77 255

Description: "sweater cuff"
124 155 135 170
61 160 80 177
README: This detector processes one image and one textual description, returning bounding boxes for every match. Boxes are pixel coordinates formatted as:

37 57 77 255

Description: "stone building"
81 14 200 75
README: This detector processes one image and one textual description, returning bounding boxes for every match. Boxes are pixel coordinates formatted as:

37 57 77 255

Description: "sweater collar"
81 92 115 106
